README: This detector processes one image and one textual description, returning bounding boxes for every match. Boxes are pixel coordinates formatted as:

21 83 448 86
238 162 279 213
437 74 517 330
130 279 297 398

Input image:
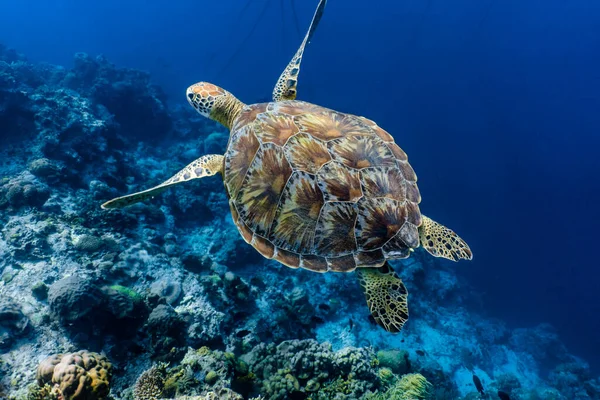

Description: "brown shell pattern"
224 101 421 272
270 171 324 253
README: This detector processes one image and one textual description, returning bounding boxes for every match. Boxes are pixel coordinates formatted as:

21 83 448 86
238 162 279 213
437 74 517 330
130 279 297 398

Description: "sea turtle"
101 0 472 332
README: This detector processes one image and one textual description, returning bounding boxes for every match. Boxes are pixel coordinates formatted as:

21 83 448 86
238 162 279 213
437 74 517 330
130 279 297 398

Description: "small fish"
497 390 511 400
349 318 354 330
472 374 485 394
416 350 425 356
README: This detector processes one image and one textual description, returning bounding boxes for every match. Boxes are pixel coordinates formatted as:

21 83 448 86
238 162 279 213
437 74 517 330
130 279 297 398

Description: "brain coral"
36 351 112 400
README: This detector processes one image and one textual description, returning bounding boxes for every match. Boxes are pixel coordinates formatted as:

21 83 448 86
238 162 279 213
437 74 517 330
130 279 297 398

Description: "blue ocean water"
1 0 600 397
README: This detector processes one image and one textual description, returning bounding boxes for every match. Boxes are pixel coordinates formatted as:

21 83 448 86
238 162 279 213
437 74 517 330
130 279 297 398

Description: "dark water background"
2 0 599 370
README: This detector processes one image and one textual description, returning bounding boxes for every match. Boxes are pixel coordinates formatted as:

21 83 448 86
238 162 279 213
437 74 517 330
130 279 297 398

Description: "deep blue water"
2 0 600 370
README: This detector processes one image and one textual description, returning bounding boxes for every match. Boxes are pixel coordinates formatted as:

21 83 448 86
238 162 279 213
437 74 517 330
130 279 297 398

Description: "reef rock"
0 301 30 350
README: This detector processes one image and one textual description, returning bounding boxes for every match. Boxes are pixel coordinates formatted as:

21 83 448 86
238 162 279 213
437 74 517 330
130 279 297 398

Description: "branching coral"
133 364 167 400
26 383 61 400
243 339 379 399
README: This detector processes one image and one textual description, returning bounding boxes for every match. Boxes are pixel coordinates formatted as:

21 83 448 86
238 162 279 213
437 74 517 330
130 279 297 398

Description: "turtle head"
186 82 245 130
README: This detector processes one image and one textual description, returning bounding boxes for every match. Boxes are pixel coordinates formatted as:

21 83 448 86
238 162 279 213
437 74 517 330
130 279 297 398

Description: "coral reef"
0 173 50 210
133 364 166 400
64 52 172 141
243 339 379 399
47 275 148 341
0 43 598 400
0 302 31 351
36 351 112 400
367 373 432 400
376 349 411 375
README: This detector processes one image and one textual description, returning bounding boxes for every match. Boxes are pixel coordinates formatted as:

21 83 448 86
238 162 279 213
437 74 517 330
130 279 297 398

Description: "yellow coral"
196 346 212 356
378 367 396 386
36 351 112 400
397 373 432 399
321 377 354 395
367 373 432 400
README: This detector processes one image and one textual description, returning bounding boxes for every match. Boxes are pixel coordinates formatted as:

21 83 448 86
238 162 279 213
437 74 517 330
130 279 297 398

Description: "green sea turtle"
102 0 472 332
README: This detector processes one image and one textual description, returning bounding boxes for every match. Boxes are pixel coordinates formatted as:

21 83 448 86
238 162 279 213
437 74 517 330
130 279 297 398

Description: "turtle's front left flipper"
272 0 327 102
356 263 409 333
101 154 224 209
419 215 473 261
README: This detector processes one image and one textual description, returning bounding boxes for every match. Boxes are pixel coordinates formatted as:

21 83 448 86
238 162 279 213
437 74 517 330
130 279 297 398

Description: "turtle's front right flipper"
101 154 224 209
272 0 327 102
356 263 409 333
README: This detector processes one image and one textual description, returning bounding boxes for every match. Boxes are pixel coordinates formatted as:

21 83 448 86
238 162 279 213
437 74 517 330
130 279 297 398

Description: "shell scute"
382 231 412 259
406 181 421 203
251 234 275 259
254 112 299 146
231 204 254 244
328 134 396 170
295 110 371 142
273 247 301 269
405 201 422 226
357 116 395 143
224 125 260 198
232 103 268 132
313 201 357 256
387 142 408 161
398 221 420 249
360 167 406 200
270 171 324 253
354 249 386 269
235 143 292 236
300 254 328 272
284 133 331 174
327 254 357 272
356 197 407 251
226 100 423 271
397 160 417 182
317 161 362 202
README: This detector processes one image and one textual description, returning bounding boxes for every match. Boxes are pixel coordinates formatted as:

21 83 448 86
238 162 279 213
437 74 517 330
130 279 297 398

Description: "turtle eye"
187 93 195 101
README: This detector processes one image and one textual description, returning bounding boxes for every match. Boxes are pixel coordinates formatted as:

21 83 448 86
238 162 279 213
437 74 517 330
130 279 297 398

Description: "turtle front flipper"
272 0 327 102
419 215 473 261
356 263 409 333
101 154 224 209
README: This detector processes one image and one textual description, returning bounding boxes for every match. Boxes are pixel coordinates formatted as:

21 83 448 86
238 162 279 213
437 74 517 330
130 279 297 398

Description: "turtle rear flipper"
419 215 473 261
101 154 224 209
356 263 409 333
272 0 327 102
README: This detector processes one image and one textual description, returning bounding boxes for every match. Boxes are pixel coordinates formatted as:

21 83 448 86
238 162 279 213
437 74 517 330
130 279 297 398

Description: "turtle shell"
224 100 422 273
